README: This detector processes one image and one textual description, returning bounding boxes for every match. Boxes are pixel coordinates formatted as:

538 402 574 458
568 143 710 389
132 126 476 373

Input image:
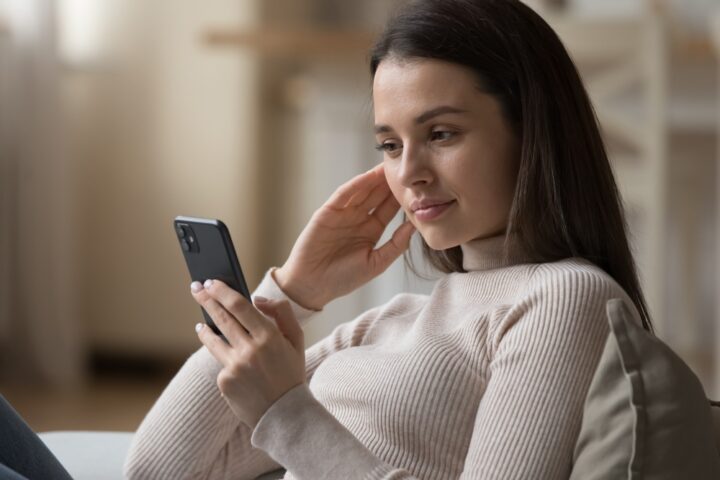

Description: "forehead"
372 58 480 115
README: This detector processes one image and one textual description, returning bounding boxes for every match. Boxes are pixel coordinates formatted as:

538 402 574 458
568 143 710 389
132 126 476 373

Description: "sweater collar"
460 232 531 272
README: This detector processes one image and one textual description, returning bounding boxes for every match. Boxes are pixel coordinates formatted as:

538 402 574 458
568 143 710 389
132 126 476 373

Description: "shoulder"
490 258 628 353
525 257 629 304
497 257 632 337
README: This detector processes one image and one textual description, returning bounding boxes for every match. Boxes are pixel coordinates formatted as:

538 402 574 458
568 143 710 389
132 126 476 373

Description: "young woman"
122 1 653 479
0 1 654 479
0 1 651 479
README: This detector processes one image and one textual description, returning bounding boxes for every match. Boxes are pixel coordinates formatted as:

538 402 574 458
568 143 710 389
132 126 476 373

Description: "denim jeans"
0 394 72 480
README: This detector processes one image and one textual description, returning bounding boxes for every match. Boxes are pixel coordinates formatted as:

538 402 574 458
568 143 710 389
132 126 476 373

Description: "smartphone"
174 216 251 342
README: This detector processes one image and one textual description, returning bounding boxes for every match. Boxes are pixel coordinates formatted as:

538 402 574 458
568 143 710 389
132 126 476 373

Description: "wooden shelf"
204 18 714 61
203 28 378 57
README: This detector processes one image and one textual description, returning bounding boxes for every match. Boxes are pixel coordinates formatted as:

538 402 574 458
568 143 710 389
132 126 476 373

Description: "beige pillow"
570 298 720 479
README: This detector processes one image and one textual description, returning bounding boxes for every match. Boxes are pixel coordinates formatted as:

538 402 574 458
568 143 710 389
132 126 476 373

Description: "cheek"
462 168 510 208
458 139 517 197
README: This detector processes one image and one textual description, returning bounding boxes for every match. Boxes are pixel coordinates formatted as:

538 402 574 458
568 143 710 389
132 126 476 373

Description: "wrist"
272 267 326 311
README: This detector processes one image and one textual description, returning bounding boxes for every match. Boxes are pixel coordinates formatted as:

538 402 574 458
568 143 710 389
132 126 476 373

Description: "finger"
370 221 416 272
255 299 304 351
370 190 401 225
204 296 253 346
192 284 252 346
325 164 385 209
196 322 233 366
354 181 391 211
204 279 272 337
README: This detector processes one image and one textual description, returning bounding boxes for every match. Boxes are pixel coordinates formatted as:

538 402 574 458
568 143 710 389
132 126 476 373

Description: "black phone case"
174 216 251 342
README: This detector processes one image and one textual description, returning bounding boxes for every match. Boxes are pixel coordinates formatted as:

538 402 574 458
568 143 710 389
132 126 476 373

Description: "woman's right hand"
273 163 416 311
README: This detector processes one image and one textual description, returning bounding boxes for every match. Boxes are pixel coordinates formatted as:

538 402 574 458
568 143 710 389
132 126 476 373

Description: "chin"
419 229 462 251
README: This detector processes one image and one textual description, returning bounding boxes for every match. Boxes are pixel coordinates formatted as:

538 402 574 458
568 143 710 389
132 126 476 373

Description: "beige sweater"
123 233 632 480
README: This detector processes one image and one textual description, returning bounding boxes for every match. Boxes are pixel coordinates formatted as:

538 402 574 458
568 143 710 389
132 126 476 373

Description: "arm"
123 267 322 480
125 165 414 478
249 266 619 480
124 164 414 479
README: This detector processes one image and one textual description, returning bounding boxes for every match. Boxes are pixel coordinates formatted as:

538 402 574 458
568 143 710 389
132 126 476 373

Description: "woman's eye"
375 142 401 154
430 130 455 141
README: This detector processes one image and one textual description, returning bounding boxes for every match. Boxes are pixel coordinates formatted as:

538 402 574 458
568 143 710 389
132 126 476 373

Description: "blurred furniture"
547 6 719 395
204 28 375 57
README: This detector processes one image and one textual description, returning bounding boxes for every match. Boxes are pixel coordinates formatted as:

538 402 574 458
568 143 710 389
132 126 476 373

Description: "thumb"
255 299 304 351
372 220 416 272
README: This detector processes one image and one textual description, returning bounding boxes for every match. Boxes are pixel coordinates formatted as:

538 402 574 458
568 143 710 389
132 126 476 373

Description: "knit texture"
123 233 632 479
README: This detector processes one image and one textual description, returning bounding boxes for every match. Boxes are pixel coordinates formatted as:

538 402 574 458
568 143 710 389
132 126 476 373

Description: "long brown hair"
370 0 653 332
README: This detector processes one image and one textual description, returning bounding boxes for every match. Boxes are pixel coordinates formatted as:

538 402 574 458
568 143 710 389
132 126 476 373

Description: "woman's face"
373 57 520 250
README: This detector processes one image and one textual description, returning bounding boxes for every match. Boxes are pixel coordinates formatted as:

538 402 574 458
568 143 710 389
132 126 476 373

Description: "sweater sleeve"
249 265 620 480
123 267 323 480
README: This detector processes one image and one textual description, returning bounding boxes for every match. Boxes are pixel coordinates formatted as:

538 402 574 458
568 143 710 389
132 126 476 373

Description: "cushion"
570 298 720 479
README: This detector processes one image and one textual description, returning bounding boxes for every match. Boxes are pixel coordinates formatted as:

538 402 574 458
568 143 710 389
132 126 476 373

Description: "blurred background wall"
1 0 720 431
0 0 261 385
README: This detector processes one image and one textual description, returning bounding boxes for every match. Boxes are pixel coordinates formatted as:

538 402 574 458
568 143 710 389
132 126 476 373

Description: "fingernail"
203 279 213 289
195 323 204 333
191 281 203 293
254 296 268 304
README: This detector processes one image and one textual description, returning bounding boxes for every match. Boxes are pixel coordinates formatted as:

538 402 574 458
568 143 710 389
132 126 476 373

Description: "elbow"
123 441 202 480
123 447 161 480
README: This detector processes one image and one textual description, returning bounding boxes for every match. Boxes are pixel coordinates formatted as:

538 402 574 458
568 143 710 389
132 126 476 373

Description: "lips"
410 198 455 212
411 199 456 221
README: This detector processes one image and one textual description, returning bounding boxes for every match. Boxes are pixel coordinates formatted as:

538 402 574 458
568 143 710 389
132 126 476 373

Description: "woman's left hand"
191 279 306 429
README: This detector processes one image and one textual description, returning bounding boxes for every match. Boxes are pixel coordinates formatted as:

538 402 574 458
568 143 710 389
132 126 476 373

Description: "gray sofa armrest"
38 431 286 479
39 431 134 480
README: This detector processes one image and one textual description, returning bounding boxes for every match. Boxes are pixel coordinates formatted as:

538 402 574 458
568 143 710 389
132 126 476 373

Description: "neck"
460 232 531 272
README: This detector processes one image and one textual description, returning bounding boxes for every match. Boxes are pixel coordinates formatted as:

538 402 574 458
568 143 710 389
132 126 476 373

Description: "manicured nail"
254 296 268 304
191 281 203 293
195 323 204 333
203 279 213 289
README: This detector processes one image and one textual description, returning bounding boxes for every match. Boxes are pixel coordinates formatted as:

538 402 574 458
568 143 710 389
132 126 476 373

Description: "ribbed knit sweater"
123 233 633 480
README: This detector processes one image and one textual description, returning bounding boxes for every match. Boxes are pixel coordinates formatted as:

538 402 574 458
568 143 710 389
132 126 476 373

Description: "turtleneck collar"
460 232 533 272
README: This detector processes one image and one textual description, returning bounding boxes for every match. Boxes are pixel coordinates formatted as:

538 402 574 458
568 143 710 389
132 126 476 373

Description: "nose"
397 143 434 189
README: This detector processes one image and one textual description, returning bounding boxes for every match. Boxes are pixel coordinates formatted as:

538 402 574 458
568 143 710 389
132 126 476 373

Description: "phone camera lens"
181 239 190 252
176 226 186 238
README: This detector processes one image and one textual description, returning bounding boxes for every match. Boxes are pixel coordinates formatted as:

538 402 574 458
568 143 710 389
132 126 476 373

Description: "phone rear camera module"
176 222 199 253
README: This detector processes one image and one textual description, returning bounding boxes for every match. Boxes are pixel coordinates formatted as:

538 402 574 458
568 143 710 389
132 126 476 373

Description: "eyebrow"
374 105 469 134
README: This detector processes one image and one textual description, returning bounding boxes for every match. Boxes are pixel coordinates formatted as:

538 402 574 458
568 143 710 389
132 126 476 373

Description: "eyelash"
374 130 456 153
374 143 396 153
